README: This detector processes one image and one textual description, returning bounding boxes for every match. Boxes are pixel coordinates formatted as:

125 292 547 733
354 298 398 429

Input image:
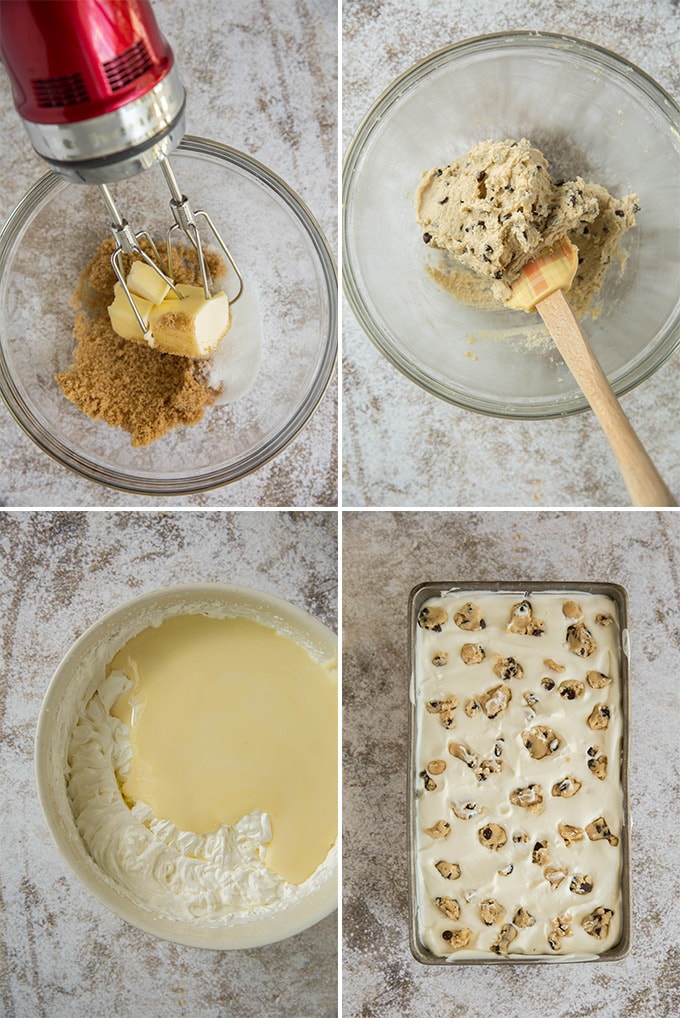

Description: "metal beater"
0 0 243 339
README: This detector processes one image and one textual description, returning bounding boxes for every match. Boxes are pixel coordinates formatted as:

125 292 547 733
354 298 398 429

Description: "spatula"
506 237 676 507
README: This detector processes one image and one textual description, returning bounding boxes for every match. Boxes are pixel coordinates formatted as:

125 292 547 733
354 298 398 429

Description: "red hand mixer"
0 0 242 338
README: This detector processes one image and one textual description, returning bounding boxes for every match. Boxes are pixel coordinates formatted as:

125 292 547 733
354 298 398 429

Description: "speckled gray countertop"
0 0 337 507
342 0 680 507
0 510 337 1017
343 510 680 1017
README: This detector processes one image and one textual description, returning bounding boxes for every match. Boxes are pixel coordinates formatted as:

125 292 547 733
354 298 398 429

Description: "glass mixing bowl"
343 33 680 419
0 137 336 493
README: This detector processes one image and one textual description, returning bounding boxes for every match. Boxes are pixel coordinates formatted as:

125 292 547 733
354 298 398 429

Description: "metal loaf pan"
408 581 631 965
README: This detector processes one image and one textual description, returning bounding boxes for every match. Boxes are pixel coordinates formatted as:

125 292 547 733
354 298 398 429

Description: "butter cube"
107 282 154 342
149 284 230 357
126 260 171 305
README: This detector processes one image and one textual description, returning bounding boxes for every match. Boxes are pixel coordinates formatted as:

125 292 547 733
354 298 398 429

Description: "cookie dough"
415 138 638 316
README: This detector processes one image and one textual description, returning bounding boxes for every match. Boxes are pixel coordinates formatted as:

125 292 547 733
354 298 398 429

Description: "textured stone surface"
0 0 337 507
0 511 337 1017
342 0 680 506
343 510 680 1017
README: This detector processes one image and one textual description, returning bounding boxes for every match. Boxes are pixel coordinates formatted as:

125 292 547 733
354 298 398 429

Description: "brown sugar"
56 238 227 447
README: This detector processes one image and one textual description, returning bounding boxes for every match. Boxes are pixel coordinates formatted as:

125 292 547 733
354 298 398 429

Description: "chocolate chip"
632 202 640 213
442 929 453 941
615 209 624 217
439 196 449 205
423 233 432 244
483 827 492 840
476 170 486 182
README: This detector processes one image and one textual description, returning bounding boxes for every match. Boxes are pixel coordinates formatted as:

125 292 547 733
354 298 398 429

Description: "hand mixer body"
0 0 185 182
0 0 242 337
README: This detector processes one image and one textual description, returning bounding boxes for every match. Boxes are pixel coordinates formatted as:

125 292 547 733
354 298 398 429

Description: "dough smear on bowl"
415 138 638 317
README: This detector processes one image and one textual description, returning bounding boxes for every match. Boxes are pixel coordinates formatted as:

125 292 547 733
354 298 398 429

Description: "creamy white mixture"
413 589 625 960
67 669 334 924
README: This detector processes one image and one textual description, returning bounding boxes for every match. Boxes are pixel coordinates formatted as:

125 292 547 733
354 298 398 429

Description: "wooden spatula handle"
537 289 676 507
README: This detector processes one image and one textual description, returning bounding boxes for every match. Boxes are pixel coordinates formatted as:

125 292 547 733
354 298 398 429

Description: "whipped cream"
413 589 626 960
67 669 335 924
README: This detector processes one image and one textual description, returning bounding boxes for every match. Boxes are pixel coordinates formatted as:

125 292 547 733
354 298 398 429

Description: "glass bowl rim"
342 30 680 420
0 135 337 494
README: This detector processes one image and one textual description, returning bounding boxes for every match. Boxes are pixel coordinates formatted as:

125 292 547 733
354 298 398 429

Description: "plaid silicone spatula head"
506 236 579 312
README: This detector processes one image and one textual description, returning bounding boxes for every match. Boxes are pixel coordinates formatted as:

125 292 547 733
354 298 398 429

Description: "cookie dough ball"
586 670 611 689
562 600 582 619
587 703 611 730
418 605 448 631
551 776 582 798
425 820 451 839
441 927 472 951
566 622 598 657
492 655 524 681
570 874 594 895
453 601 486 631
451 800 483 820
479 898 506 925
595 612 614 627
548 913 573 951
541 676 556 691
586 817 619 846
507 598 544 636
587 750 608 780
582 906 614 940
513 907 536 928
475 757 502 782
448 741 478 769
435 896 461 920
544 658 565 672
532 840 550 865
431 651 449 667
478 823 507 850
490 923 518 956
467 684 512 719
427 759 447 775
426 694 459 729
522 725 561 759
460 642 485 665
419 769 437 791
435 860 461 880
509 784 544 813
558 822 585 847
544 866 568 890
558 679 585 700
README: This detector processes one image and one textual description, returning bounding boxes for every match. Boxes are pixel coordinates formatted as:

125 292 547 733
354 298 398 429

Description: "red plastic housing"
0 0 173 125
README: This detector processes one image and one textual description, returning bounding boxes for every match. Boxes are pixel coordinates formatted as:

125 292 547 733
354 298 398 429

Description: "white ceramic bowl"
343 32 680 419
35 584 338 949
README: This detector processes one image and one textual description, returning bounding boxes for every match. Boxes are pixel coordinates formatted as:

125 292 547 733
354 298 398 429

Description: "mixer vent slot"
32 73 89 108
103 40 153 91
